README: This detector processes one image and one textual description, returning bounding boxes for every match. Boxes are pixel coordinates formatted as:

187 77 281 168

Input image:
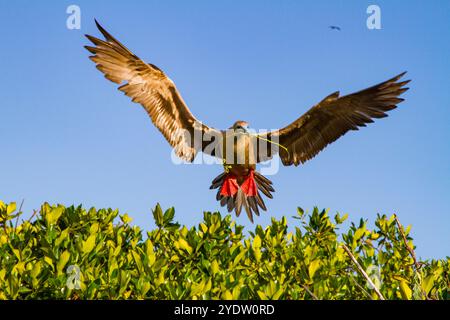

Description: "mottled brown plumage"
85 20 410 222
258 73 410 166
85 20 221 162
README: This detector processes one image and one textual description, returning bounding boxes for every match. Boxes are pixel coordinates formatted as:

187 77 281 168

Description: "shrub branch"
393 214 420 270
342 244 385 300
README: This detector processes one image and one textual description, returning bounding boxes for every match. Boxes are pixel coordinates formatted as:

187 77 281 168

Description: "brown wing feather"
85 20 221 162
259 72 410 166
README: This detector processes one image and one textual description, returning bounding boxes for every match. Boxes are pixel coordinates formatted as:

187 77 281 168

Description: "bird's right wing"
85 20 222 162
257 72 410 165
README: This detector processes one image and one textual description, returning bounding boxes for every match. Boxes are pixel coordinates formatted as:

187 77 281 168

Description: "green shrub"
0 200 448 299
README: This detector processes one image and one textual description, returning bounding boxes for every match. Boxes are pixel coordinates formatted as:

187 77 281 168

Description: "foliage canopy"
0 200 448 299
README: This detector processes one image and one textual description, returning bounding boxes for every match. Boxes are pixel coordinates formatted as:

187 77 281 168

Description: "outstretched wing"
85 20 221 162
258 72 410 165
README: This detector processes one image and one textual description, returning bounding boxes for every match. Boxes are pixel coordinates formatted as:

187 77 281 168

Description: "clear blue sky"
1 1 449 259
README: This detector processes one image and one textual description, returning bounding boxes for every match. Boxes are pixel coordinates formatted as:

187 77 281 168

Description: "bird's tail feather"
210 169 274 222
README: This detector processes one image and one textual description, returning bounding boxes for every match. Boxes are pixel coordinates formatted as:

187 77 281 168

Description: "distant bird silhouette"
329 25 341 31
85 20 410 222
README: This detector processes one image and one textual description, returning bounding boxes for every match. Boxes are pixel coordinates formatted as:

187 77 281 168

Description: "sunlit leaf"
399 280 412 300
82 235 96 254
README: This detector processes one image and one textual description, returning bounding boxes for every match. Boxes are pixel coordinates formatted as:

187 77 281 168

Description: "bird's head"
231 120 249 132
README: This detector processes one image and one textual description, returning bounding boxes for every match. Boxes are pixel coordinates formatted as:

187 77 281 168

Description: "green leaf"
233 250 246 267
120 214 132 224
132 251 144 274
272 288 284 300
46 206 64 225
44 256 54 270
399 280 412 300
297 207 305 218
57 251 71 274
163 207 175 223
190 281 203 297
223 290 233 300
82 234 96 254
30 261 42 279
178 238 193 254
153 204 164 227
55 228 70 246
232 286 241 299
211 260 219 274
335 213 348 224
308 259 321 279
354 228 365 241
6 202 16 215
199 223 208 233
253 235 261 249
422 275 434 295
257 290 268 300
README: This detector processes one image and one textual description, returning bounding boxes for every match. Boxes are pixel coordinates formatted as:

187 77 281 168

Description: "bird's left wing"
85 20 222 162
257 72 410 165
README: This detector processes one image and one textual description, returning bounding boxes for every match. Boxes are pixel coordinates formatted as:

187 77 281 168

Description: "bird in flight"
329 25 341 31
85 20 410 222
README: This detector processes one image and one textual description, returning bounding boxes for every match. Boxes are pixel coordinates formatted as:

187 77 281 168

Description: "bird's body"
85 20 410 222
224 135 256 177
209 122 272 221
